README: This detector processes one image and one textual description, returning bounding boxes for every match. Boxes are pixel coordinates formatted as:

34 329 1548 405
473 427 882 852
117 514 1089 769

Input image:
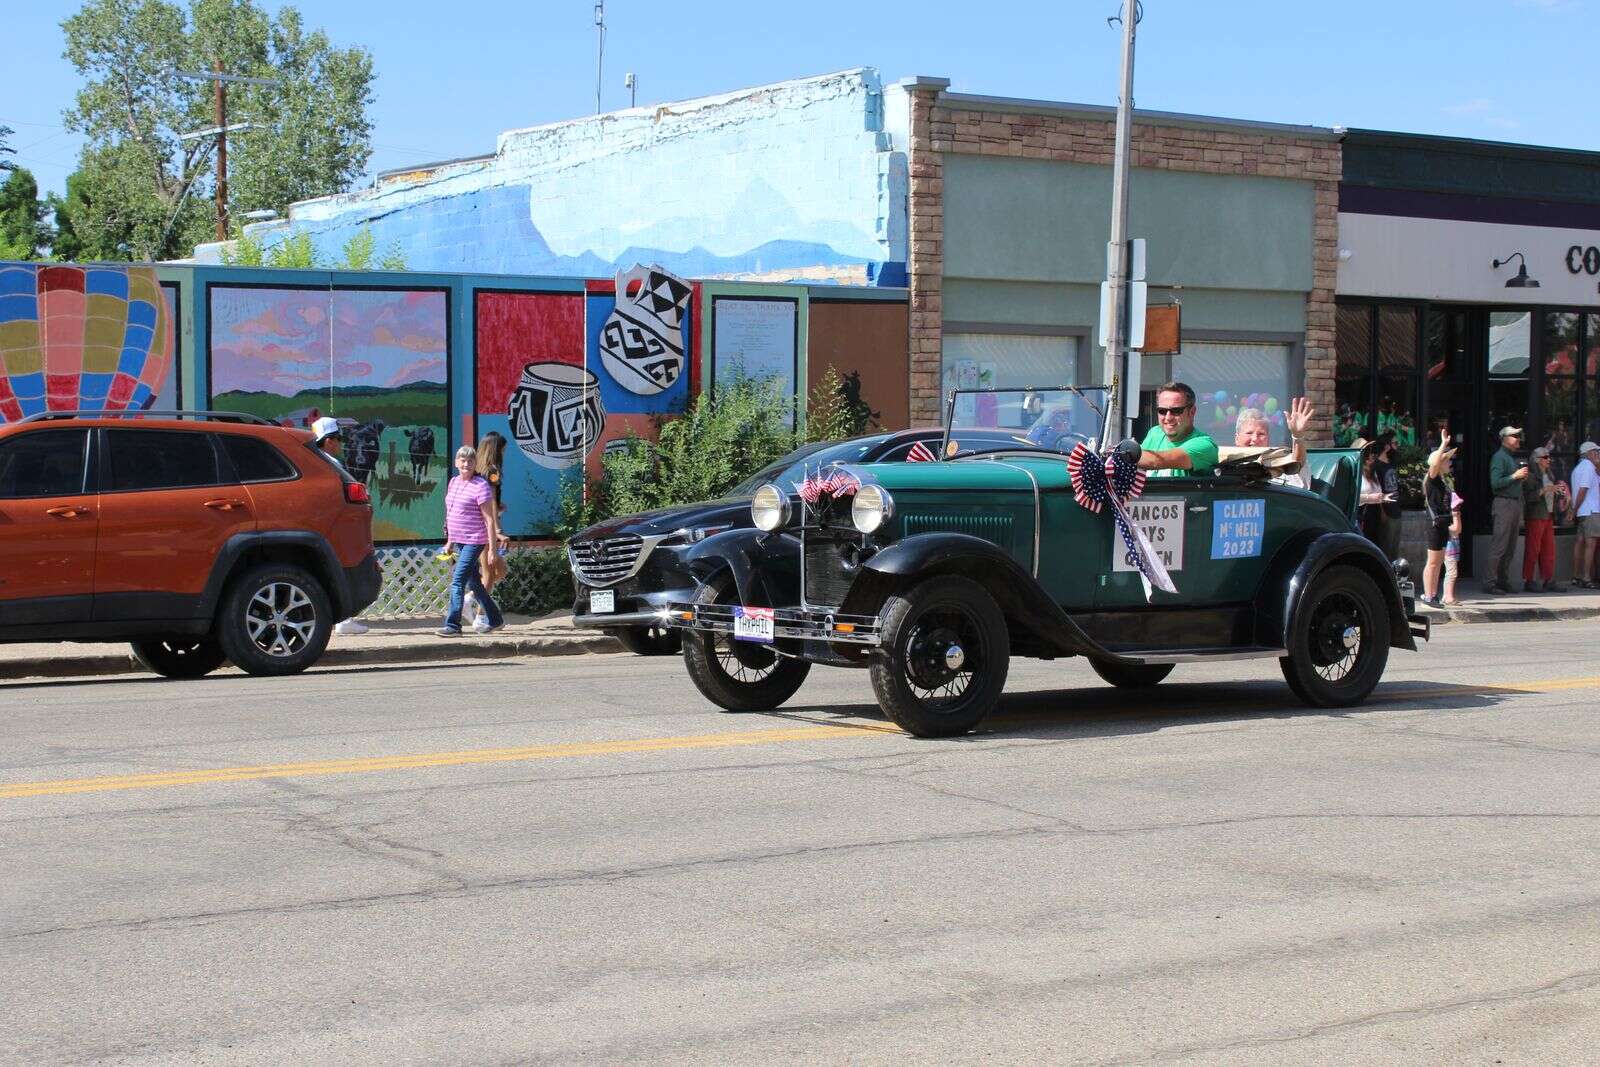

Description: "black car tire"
130 637 228 679
613 624 682 656
870 575 1009 738
1089 658 1174 689
682 577 810 712
1280 564 1391 707
216 563 333 677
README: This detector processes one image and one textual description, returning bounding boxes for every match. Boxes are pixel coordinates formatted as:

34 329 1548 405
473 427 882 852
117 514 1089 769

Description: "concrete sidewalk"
1 588 1595 682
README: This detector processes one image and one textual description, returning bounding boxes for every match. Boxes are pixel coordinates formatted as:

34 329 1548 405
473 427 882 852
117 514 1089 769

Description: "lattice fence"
360 543 575 620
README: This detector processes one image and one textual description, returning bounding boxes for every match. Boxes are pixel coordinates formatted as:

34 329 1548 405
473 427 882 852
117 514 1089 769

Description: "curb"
0 632 625 682
1422 605 1600 626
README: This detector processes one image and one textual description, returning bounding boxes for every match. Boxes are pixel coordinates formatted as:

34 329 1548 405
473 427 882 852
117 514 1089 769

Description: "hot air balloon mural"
0 264 174 424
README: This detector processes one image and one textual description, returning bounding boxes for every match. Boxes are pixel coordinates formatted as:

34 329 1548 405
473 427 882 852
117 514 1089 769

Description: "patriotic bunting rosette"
1067 442 1177 600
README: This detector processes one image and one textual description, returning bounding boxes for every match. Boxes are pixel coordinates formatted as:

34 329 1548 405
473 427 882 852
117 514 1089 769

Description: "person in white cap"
311 417 370 636
1573 440 1600 588
1483 425 1529 595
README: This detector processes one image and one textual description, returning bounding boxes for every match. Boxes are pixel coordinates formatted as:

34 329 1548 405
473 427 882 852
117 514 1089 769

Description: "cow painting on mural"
404 426 436 482
344 418 387 488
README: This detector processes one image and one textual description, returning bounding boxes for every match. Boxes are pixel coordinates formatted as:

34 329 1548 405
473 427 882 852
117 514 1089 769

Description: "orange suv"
0 410 380 678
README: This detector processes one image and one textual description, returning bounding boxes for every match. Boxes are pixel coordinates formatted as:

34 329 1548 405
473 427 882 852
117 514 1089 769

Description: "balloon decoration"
0 264 172 423
1194 387 1288 443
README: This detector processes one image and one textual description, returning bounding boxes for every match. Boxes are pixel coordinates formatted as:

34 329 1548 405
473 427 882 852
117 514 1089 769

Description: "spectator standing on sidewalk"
1484 425 1530 595
312 417 371 637
1573 440 1600 588
1521 446 1565 592
1443 490 1464 605
1420 430 1456 606
464 431 511 625
437 445 505 637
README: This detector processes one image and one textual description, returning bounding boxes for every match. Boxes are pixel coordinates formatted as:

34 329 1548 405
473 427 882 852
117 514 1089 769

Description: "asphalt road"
3 623 1598 1065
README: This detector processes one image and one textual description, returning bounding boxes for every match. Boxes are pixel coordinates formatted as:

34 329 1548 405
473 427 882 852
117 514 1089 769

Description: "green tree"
0 124 15 170
218 224 405 269
59 0 375 261
0 168 51 260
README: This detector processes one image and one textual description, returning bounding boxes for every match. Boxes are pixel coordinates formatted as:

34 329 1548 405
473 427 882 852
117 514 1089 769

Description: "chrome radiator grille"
569 534 645 586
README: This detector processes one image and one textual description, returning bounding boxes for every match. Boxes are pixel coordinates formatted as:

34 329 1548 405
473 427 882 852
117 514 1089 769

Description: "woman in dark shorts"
1421 431 1457 606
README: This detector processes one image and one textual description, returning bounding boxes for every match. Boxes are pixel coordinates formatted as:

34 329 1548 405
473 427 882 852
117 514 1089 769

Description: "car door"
93 428 257 621
0 427 97 625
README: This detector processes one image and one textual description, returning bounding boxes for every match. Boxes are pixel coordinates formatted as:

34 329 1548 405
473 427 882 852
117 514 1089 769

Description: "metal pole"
1105 0 1138 437
594 1 605 114
213 57 229 241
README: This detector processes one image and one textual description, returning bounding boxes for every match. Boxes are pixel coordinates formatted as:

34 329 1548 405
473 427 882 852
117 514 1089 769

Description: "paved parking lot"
3 623 1598 1064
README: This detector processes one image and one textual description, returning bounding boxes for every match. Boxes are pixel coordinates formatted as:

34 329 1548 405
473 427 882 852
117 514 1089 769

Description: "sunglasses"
1155 405 1191 417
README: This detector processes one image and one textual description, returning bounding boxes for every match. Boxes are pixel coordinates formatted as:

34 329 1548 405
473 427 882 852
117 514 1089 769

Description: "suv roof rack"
17 409 276 426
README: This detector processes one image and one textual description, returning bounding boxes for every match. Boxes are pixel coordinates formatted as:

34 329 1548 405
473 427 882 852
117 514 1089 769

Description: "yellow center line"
4 675 1597 801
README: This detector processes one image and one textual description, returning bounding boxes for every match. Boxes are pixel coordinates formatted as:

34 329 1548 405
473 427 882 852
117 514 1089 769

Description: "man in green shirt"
1484 425 1529 595
1138 381 1219 477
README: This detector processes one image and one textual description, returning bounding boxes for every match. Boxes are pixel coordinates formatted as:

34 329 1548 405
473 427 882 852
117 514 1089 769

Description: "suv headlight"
851 484 894 534
751 484 790 532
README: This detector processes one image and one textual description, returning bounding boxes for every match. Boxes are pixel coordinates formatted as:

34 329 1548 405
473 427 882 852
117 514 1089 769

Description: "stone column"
903 77 950 427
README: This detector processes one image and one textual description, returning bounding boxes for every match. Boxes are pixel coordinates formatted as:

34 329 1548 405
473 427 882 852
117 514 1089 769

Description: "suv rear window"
105 429 222 492
0 429 89 498
222 434 297 483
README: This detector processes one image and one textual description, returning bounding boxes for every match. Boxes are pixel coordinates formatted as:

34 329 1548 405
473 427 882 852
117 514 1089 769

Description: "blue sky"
5 0 1597 199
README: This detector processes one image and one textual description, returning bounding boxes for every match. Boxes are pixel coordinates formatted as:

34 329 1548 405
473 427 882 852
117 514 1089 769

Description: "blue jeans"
443 543 504 632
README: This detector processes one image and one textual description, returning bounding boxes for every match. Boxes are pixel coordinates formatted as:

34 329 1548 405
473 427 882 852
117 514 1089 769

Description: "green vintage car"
662 386 1429 738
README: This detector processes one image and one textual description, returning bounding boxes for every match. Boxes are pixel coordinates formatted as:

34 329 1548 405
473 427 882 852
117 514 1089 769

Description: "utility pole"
1104 0 1139 437
213 58 228 241
594 1 606 114
625 72 636 108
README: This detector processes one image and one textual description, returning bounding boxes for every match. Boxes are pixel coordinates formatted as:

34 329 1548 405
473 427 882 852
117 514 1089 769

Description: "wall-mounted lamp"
1492 251 1541 288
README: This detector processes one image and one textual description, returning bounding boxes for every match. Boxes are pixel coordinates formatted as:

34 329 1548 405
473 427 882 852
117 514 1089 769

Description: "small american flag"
795 465 862 504
906 440 938 463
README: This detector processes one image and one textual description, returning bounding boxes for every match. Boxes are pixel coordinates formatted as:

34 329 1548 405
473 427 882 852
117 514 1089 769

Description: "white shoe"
472 620 495 634
334 619 369 636
463 592 481 625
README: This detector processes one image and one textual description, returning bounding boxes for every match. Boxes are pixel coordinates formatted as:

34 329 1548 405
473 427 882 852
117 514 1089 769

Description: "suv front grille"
570 534 645 586
803 534 855 609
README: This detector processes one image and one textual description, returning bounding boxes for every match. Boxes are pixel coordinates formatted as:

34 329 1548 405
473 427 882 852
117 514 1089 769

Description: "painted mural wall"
193 70 907 286
0 263 176 423
474 269 695 537
207 284 450 542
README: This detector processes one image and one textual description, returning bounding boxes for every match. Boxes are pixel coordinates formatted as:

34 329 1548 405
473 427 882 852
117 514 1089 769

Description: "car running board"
1122 646 1286 665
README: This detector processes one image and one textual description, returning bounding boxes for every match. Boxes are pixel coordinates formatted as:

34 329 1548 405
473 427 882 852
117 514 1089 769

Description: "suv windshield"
945 386 1108 457
730 434 892 495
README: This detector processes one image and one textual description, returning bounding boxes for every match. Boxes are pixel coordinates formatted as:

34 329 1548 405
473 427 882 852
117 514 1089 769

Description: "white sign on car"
1112 497 1184 572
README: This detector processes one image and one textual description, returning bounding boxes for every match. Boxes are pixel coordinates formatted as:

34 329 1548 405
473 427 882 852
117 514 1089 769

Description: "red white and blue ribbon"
1067 442 1176 599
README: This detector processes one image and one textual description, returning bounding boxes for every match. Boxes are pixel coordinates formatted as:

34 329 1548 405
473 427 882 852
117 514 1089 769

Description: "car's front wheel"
613 623 682 656
1280 564 1391 707
1089 658 1174 689
216 563 334 677
130 637 228 679
870 575 1009 738
682 577 810 712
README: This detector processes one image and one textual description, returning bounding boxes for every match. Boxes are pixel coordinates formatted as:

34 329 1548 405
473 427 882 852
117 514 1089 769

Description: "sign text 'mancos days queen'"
1113 497 1184 573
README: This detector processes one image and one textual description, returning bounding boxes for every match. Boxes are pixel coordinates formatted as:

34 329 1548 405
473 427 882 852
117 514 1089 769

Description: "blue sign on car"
1211 498 1266 559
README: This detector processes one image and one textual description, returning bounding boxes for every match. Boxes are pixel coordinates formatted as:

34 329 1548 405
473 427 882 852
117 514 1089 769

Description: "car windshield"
944 386 1109 457
729 435 891 495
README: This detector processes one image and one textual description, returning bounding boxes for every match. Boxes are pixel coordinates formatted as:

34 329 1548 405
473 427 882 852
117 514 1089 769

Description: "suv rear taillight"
345 482 370 504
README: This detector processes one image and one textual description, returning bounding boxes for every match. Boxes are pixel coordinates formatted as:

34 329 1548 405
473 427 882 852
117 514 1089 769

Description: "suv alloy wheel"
217 562 334 676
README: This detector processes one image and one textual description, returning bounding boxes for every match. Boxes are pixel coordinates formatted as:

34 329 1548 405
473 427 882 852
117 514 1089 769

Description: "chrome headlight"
750 484 790 532
851 484 894 534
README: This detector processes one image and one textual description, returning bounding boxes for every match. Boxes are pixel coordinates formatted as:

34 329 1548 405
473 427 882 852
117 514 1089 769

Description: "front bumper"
662 603 883 646
571 586 690 630
1407 611 1431 644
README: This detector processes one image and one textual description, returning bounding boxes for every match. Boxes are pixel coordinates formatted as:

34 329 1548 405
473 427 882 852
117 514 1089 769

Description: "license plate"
589 590 614 614
733 606 775 643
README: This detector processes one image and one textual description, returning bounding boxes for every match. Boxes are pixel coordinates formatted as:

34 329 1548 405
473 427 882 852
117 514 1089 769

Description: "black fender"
840 532 1130 661
1273 531 1414 652
682 528 800 608
200 532 356 621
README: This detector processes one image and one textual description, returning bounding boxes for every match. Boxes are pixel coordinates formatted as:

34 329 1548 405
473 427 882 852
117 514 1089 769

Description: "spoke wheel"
217 564 333 677
681 576 811 712
871 575 1009 738
1280 564 1390 707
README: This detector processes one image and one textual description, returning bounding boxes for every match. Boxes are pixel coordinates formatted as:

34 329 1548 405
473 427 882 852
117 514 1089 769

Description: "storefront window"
1377 306 1420 447
1174 340 1294 446
1486 311 1531 442
1424 307 1471 446
943 333 1078 395
1335 304 1373 446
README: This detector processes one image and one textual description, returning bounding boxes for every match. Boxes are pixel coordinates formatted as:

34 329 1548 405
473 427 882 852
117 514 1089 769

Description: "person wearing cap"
1484 425 1530 595
1521 445 1564 592
1573 440 1600 589
311 416 370 635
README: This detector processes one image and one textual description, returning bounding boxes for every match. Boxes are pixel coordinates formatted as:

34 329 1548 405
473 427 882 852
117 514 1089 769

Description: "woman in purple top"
437 445 505 636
